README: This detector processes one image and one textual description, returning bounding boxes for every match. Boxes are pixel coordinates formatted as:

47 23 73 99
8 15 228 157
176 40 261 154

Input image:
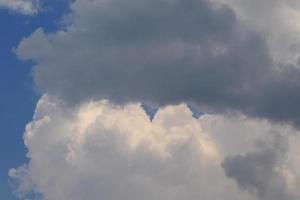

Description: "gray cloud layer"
222 133 297 200
16 0 300 127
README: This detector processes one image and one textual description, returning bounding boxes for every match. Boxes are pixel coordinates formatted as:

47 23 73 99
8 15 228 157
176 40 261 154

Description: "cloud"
16 0 267 107
222 133 297 200
0 0 40 15
9 95 253 200
10 1 300 200
213 0 300 65
9 95 300 200
15 0 300 128
9 165 41 200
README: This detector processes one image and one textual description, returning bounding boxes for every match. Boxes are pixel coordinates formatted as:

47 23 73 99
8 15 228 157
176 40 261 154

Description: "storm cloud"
16 0 300 127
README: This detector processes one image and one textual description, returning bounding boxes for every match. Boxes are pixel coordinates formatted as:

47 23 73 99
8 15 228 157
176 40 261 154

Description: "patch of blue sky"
141 103 159 121
0 1 70 199
141 103 204 121
187 104 204 119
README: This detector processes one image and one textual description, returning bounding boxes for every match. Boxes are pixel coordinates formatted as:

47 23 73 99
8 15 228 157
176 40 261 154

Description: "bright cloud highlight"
9 95 300 200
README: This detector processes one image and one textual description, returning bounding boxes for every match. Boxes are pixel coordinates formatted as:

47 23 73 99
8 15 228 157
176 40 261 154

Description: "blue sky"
0 2 68 199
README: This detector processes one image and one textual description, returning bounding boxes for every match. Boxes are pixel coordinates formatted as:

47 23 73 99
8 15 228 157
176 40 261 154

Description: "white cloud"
9 95 252 200
0 0 40 15
9 95 300 200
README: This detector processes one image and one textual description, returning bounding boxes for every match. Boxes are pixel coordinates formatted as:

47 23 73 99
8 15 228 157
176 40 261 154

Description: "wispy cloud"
0 0 40 15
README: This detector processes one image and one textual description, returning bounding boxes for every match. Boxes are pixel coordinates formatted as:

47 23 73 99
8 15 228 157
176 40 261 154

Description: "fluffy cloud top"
10 96 300 200
9 96 236 200
0 0 39 15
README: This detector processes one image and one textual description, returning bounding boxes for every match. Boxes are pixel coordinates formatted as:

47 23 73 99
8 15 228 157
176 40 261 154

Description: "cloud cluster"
10 96 300 200
15 0 300 128
0 0 40 15
9 96 241 200
10 0 300 200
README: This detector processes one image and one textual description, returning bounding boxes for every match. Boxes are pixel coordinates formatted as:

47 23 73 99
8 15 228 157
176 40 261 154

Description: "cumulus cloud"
14 0 300 128
9 95 251 200
9 96 300 200
10 0 300 200
0 0 40 15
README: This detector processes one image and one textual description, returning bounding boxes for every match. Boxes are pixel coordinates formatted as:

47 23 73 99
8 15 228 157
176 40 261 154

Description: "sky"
3 0 300 200
0 1 68 199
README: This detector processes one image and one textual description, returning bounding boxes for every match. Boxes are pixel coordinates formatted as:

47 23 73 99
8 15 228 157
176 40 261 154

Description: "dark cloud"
254 68 300 128
15 0 300 127
222 133 297 200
